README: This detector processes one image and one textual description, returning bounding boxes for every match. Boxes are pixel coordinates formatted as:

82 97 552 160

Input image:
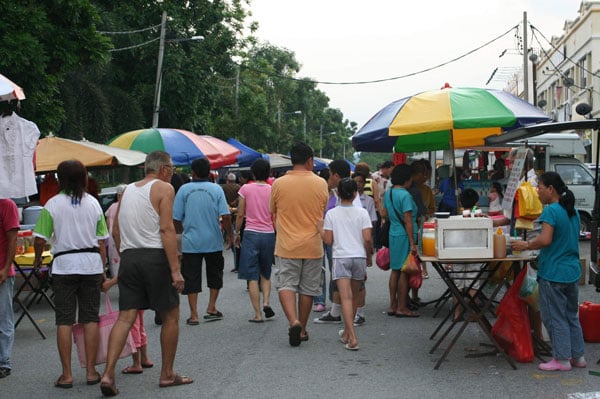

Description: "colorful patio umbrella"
226 138 269 167
36 136 147 173
107 128 241 168
0 73 26 102
352 87 551 153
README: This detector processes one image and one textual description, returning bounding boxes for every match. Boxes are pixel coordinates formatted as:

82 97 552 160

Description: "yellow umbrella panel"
35 137 146 173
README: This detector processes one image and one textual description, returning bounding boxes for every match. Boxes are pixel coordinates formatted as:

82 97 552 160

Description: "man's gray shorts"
275 256 323 296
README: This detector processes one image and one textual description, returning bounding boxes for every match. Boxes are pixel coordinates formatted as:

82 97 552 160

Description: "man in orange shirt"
270 142 328 346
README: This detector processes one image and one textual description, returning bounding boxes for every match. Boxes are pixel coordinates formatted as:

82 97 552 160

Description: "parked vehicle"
514 133 594 233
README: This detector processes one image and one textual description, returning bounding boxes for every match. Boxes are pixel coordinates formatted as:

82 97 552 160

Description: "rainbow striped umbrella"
352 87 551 153
107 128 240 168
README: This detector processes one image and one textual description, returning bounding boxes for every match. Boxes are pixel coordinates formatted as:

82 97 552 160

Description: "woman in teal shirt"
512 171 586 371
382 164 418 318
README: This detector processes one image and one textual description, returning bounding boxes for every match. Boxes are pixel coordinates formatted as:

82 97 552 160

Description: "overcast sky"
248 0 582 129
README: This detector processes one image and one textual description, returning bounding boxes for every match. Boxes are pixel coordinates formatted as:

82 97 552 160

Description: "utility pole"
152 11 167 128
522 11 529 103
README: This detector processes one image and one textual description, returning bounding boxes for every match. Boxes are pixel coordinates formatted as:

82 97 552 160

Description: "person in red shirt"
0 199 20 378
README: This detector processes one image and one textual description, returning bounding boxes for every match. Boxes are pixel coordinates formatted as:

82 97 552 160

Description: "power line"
530 24 600 81
240 25 519 86
108 37 160 53
98 23 162 35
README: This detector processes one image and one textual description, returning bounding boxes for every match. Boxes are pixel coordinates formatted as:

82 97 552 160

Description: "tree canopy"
0 0 360 162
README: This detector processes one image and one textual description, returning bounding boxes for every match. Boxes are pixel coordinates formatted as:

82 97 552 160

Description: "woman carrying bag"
382 164 419 318
33 160 109 388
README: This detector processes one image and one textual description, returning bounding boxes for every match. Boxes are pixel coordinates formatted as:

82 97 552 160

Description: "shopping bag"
516 182 543 220
376 247 390 271
73 293 137 368
408 258 423 289
401 254 420 275
518 263 539 311
491 267 534 363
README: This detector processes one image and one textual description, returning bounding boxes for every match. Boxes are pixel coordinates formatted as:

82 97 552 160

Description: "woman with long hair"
512 171 586 371
33 160 109 388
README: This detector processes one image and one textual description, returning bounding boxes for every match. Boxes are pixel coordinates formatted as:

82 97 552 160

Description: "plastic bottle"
23 230 34 253
16 231 25 255
493 227 507 258
422 222 436 256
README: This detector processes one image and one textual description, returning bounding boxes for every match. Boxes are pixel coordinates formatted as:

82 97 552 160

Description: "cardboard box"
580 258 587 286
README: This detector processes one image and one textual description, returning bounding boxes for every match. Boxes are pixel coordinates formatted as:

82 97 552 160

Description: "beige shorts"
450 263 483 290
275 256 323 296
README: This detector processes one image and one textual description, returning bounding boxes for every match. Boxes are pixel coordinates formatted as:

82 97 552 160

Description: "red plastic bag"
491 267 534 363
376 248 390 271
409 257 423 289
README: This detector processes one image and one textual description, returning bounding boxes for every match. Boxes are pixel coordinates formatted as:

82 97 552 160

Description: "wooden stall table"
420 254 532 370
13 251 53 339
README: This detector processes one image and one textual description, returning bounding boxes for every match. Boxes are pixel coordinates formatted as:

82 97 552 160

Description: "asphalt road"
6 242 600 399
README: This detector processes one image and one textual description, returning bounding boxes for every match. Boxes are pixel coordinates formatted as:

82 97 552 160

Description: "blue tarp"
226 138 269 167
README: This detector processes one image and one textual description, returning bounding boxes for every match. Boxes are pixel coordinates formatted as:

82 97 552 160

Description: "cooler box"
579 301 600 342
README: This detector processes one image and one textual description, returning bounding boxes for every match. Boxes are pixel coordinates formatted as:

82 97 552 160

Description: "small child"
487 182 504 216
317 178 373 350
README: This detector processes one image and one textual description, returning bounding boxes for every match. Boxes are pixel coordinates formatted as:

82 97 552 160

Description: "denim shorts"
238 231 275 281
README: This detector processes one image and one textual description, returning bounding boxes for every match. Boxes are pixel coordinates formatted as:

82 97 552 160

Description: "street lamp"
152 11 204 128
320 129 335 158
279 110 306 141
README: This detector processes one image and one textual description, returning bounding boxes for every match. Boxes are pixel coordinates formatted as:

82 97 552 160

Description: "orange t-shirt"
270 170 328 259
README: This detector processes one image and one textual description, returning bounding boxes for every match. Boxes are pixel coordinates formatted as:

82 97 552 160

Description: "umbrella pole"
449 130 461 213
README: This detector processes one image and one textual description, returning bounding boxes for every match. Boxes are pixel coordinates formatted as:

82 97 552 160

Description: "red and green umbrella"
107 128 240 168
352 87 551 153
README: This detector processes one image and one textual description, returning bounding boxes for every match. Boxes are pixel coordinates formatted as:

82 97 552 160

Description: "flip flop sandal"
87 373 102 385
288 324 302 347
186 318 200 326
122 367 143 374
203 311 223 322
54 379 73 389
263 306 275 318
248 319 264 323
100 382 119 396
344 343 360 351
159 374 194 388
141 363 154 369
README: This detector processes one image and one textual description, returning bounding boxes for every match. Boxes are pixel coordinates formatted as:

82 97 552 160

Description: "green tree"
0 1 111 134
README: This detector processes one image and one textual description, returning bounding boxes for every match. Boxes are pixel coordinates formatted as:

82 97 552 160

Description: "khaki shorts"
275 256 323 296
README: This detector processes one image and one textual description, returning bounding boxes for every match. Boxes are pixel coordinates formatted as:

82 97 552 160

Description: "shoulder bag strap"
389 189 406 229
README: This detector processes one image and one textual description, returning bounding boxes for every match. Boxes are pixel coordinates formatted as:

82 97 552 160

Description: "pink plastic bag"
72 293 137 368
376 247 390 271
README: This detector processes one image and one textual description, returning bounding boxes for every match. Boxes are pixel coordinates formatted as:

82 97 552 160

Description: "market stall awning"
36 136 147 173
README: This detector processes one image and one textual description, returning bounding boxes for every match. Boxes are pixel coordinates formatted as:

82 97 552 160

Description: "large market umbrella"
0 73 26 102
36 136 147 173
226 138 269 167
352 87 552 153
107 128 241 168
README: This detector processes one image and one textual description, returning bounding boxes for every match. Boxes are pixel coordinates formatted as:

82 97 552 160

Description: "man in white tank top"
100 151 193 396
